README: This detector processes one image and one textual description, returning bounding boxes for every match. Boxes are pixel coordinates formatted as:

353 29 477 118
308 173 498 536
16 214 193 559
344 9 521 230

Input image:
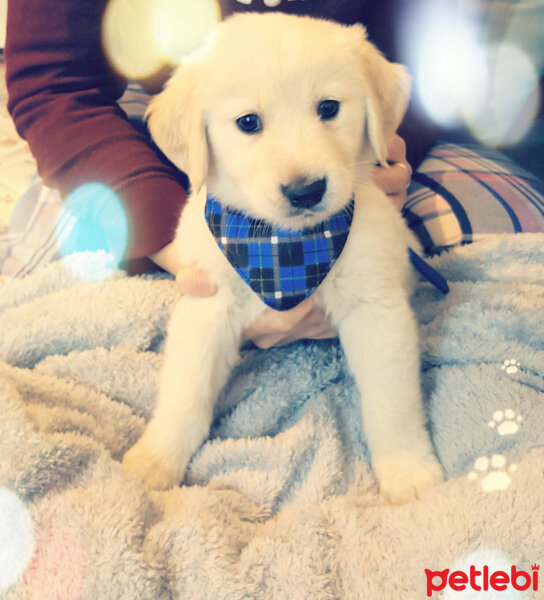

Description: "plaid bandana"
205 196 449 311
205 196 354 310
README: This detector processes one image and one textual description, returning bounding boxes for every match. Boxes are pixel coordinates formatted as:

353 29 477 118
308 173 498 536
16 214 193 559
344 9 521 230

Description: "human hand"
150 241 337 347
174 271 335 347
176 268 335 347
372 133 412 212
149 243 218 295
175 265 217 296
242 295 337 349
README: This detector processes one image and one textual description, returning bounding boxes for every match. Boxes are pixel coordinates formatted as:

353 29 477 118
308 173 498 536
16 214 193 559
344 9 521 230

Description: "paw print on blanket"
501 358 520 374
487 409 523 436
467 455 518 492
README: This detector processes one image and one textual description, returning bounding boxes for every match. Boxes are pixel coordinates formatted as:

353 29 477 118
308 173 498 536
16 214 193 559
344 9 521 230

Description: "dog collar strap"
408 248 450 294
205 195 354 310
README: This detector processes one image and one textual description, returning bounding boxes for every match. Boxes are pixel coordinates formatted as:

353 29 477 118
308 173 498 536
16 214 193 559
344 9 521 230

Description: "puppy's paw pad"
487 409 523 436
376 454 443 505
122 440 184 490
467 455 517 492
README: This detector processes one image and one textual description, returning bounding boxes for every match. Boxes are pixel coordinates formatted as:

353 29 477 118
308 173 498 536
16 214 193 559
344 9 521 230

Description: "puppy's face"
147 13 410 229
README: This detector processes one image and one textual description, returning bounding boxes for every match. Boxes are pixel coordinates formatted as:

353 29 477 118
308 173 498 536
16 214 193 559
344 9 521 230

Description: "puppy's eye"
317 99 340 121
236 113 263 134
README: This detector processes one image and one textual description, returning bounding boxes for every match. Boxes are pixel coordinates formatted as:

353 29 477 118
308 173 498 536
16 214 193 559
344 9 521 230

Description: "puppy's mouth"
280 198 353 231
280 176 333 227
279 205 328 230
289 204 328 218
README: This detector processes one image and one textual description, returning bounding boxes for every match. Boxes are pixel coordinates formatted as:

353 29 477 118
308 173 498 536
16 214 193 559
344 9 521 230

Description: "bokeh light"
466 42 540 147
409 4 541 148
416 14 489 129
59 183 128 281
152 0 221 65
446 548 523 599
0 488 34 590
102 0 220 80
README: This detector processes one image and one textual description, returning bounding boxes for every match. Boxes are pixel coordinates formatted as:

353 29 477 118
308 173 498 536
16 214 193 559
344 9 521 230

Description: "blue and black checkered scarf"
205 196 448 311
205 196 354 310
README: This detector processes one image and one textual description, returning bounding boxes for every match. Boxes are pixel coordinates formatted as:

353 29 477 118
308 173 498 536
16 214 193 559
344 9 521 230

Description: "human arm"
5 0 186 263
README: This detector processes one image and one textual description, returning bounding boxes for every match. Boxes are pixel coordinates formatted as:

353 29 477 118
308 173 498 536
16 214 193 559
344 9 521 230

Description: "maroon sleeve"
5 0 186 260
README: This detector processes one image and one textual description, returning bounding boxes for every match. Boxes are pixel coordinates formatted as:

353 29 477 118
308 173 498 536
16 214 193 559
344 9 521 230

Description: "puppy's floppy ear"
353 25 411 164
146 66 208 192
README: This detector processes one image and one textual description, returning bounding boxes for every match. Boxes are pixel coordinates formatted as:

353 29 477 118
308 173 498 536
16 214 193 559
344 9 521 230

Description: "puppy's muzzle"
281 177 327 210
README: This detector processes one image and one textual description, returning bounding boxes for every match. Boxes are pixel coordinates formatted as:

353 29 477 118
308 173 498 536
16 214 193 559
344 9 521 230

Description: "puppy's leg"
337 295 443 504
122 292 249 489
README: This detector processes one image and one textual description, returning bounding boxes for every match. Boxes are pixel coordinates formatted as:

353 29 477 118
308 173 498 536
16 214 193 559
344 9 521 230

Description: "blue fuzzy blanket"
0 234 543 599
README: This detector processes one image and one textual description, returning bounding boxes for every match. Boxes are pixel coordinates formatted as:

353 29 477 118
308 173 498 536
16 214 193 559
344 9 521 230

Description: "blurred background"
0 0 542 239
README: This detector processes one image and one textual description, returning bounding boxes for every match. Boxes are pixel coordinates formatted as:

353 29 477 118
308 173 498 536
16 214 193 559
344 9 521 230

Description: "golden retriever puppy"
122 13 443 504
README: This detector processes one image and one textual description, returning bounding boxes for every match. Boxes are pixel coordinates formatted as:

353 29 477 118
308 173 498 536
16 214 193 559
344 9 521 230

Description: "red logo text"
425 564 539 597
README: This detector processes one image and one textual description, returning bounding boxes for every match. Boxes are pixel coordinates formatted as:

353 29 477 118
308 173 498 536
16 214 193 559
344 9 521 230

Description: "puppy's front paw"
375 453 443 505
122 434 188 490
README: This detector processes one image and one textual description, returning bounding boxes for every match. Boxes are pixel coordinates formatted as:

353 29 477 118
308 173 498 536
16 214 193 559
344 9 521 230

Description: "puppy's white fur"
122 13 443 504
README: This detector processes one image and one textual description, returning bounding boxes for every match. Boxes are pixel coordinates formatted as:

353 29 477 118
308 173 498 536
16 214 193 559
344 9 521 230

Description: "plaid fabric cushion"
205 196 354 310
404 143 544 254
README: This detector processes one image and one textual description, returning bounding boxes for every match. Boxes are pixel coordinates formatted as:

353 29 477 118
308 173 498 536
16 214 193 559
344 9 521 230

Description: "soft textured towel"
0 234 543 599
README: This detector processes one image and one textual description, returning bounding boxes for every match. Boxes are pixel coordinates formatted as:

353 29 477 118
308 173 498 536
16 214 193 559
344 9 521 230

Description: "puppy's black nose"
281 177 327 209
